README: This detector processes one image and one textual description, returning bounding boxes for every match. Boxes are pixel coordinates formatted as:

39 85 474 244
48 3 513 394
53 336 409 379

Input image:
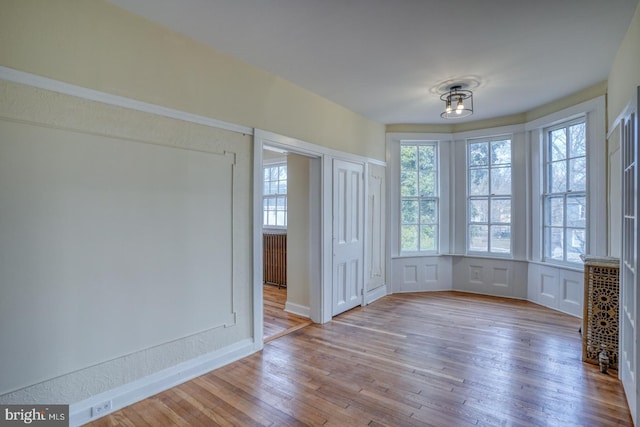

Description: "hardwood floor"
87 292 632 426
263 284 312 342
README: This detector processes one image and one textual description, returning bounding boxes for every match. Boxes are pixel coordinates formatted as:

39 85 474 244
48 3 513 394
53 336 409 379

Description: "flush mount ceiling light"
440 85 473 119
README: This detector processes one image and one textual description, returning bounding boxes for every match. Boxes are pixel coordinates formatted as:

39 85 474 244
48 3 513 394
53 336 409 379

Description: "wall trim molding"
365 285 388 305
0 66 253 136
284 301 311 318
69 339 256 427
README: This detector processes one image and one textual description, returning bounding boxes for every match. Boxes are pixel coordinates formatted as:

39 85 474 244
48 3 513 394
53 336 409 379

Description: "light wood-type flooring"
87 291 632 426
263 284 312 342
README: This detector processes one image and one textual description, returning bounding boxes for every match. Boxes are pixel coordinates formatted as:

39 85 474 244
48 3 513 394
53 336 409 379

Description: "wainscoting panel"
528 263 583 317
391 256 452 293
452 257 528 299
559 271 583 315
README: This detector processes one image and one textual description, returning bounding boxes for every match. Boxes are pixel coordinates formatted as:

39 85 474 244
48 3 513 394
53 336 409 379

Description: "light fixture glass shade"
440 85 473 119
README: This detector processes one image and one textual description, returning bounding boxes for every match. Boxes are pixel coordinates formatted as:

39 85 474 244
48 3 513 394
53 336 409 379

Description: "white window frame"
388 134 451 258
466 136 513 257
527 96 607 265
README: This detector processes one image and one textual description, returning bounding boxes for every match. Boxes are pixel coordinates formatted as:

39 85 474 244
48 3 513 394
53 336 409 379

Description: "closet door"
620 86 639 423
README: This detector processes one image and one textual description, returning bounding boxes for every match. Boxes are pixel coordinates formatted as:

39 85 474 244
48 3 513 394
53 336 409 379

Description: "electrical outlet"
91 400 112 417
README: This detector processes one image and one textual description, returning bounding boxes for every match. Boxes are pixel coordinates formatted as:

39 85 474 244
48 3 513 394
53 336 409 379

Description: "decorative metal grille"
583 259 620 370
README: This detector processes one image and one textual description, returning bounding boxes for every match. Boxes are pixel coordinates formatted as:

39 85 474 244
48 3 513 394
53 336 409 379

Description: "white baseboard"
284 301 310 318
366 285 388 304
69 339 257 426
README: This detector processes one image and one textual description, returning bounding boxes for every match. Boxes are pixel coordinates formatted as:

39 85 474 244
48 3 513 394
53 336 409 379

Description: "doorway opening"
260 143 320 342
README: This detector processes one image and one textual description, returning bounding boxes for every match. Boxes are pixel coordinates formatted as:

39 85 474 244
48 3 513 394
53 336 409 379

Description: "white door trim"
253 129 380 334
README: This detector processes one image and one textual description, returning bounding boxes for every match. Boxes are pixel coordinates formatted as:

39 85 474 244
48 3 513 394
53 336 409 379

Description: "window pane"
267 211 277 226
566 195 586 228
469 225 488 252
278 166 287 180
401 225 419 252
400 143 439 254
569 157 586 191
418 145 436 170
491 198 511 224
469 168 489 195
567 228 585 262
491 225 511 253
544 120 587 263
401 146 417 170
419 171 436 197
420 225 436 251
401 200 418 224
420 199 437 224
547 227 564 260
569 123 586 157
469 199 488 223
263 165 287 227
546 196 564 226
550 129 566 161
467 138 511 255
491 140 511 165
270 167 279 180
549 161 567 193
469 142 488 166
401 171 417 197
490 167 511 195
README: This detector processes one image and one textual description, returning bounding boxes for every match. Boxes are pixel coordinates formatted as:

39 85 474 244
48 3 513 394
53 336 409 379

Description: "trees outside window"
467 138 512 255
400 143 438 253
543 120 586 263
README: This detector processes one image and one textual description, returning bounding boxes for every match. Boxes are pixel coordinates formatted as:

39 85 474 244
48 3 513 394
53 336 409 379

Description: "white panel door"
620 86 639 423
332 159 364 316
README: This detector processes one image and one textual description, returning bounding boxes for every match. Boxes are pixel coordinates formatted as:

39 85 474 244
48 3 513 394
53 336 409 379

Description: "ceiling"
106 0 638 125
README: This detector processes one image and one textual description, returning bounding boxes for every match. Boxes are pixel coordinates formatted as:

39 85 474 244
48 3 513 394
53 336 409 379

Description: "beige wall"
608 1 640 129
287 154 311 309
607 1 640 257
0 80 252 404
0 0 385 161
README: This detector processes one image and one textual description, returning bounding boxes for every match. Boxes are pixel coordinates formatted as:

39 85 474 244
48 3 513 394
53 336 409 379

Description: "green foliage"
400 143 438 252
